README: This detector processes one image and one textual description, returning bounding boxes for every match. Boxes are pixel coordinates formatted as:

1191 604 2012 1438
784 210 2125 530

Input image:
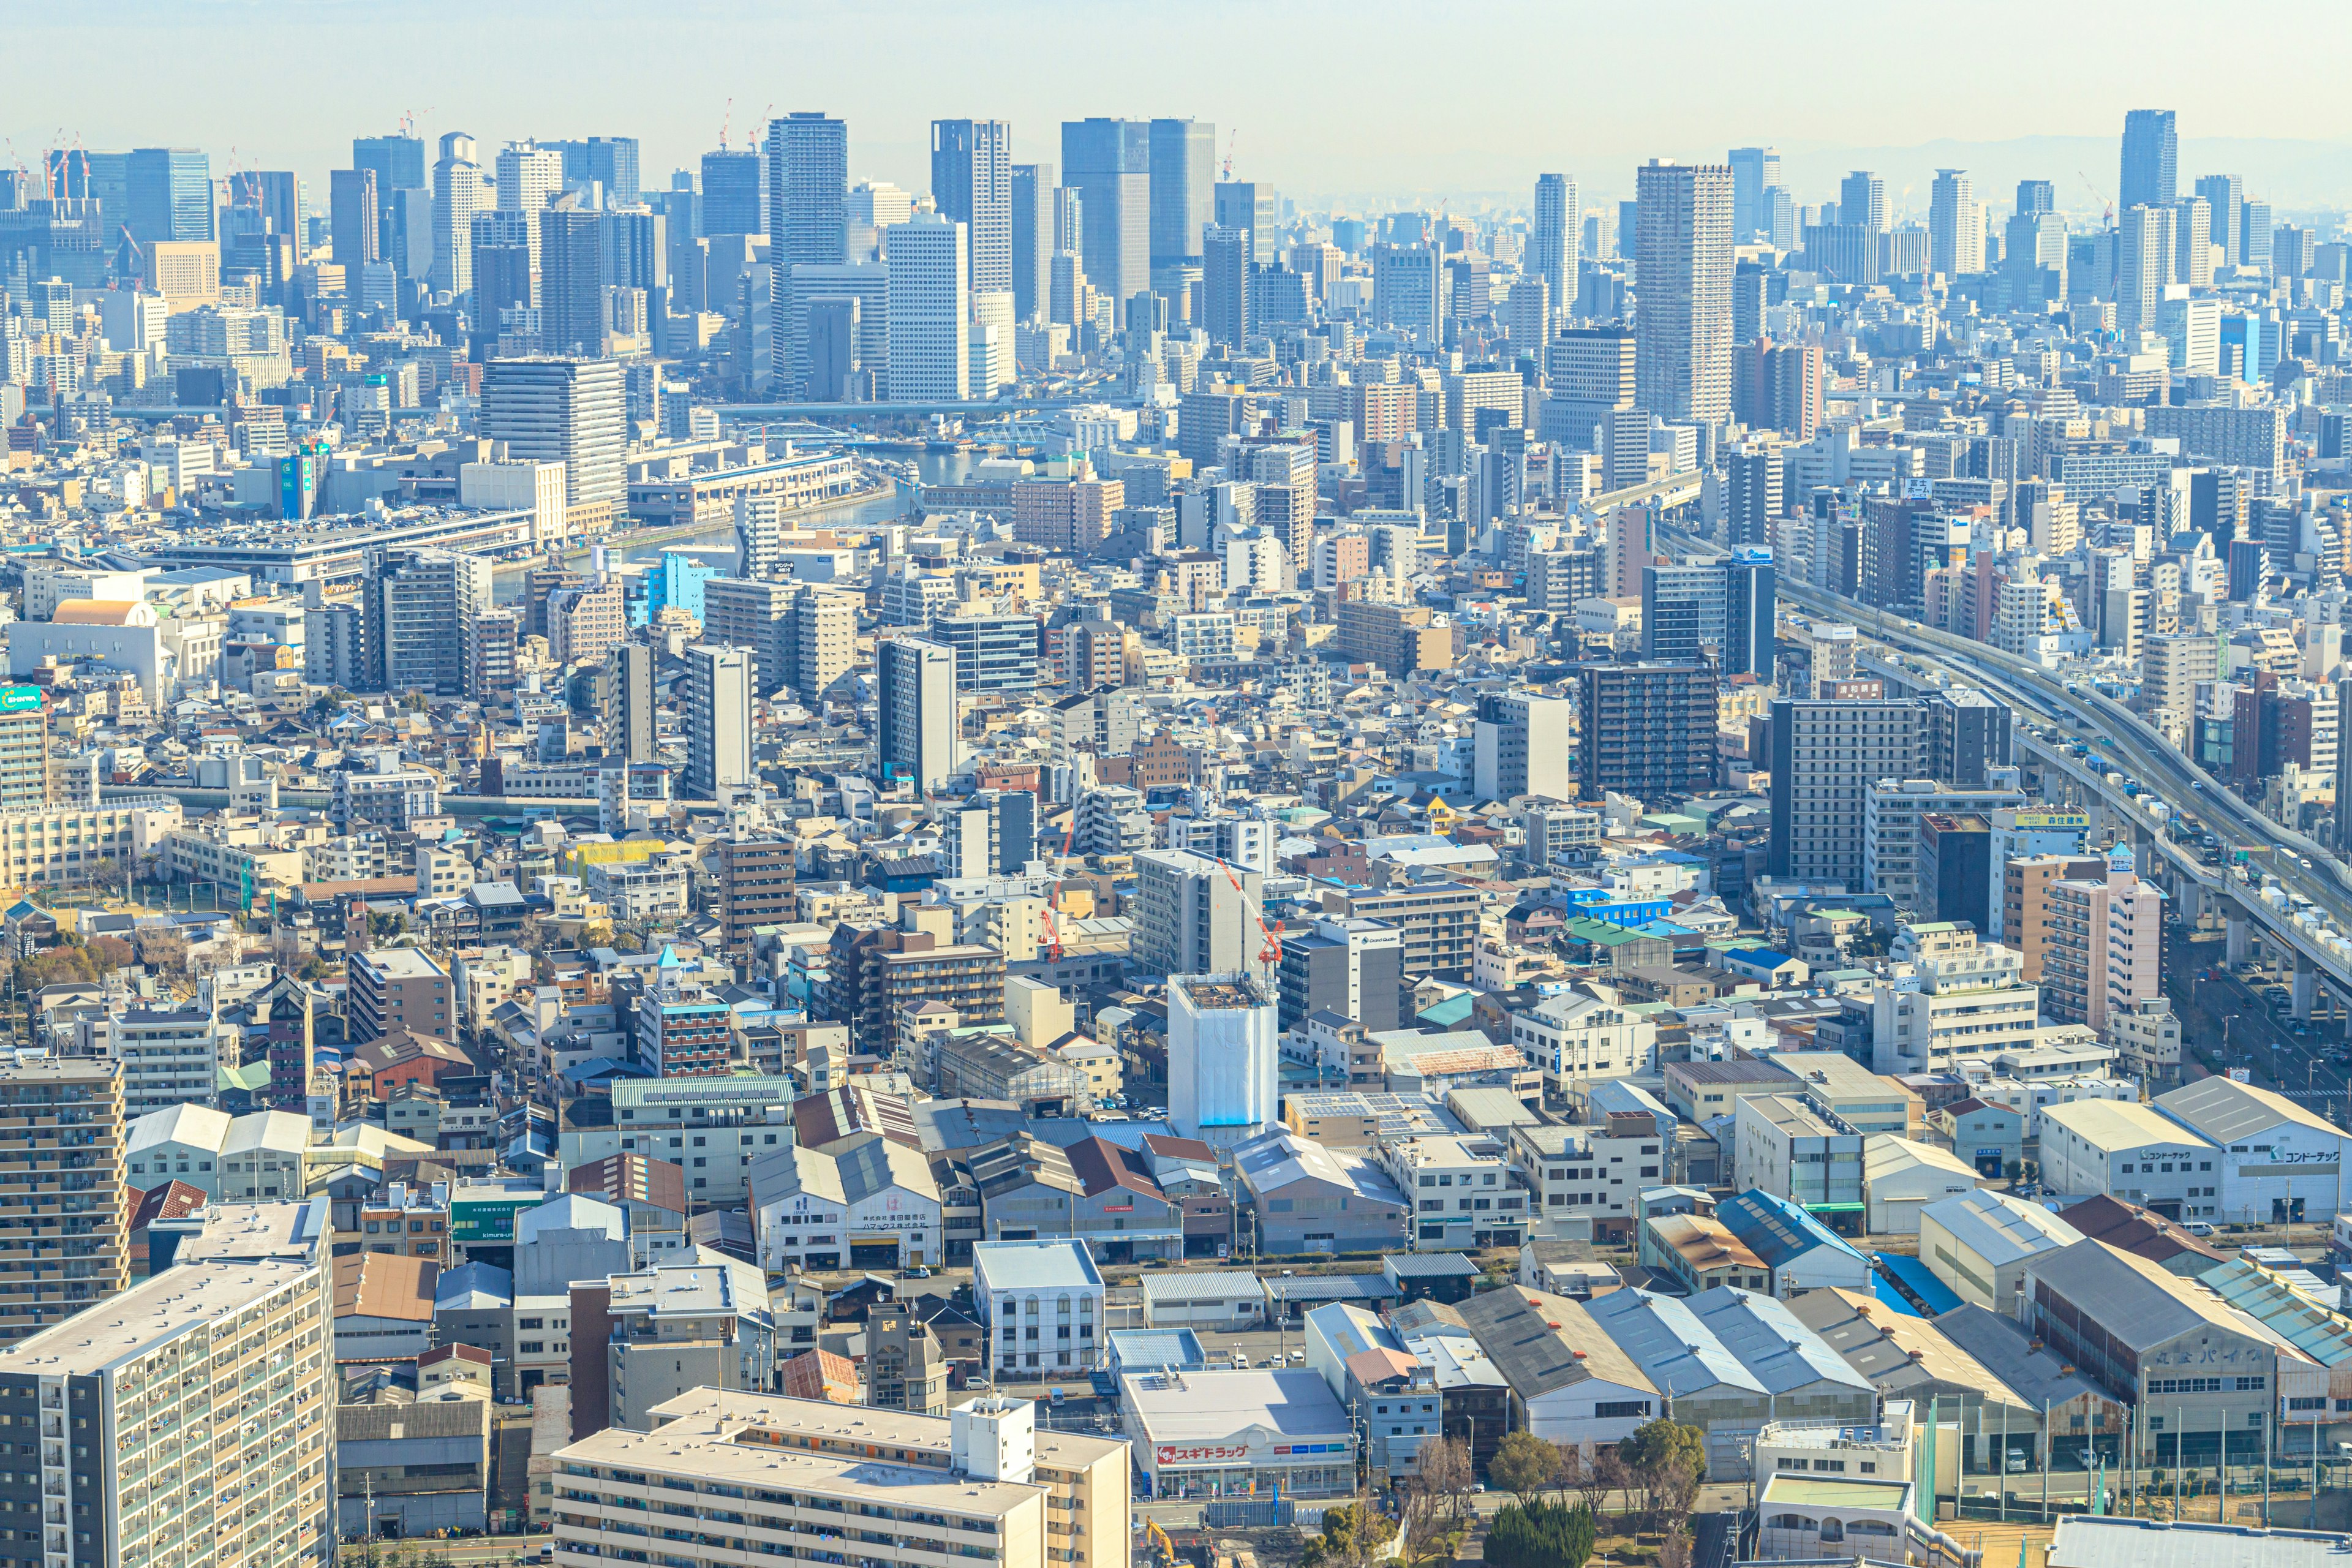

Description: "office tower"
1576 661 1717 799
1213 180 1278 265
1634 158 1735 426
2016 179 2054 216
879 638 959 793
2119 108 2179 212
765 111 848 271
1728 146 1781 239
1922 687 2013 788
1371 242 1444 343
551 135 641 203
2241 198 2274 271
2114 203 2166 335
684 644 755 798
941 789 1037 880
432 132 488 296
1722 552 1775 678
1167 973 1279 1148
480 356 627 532
605 642 656 762
2196 174 2244 267
1838 170 1887 234
1277 917 1406 1036
1147 118 1215 277
353 132 426 195
1928 169 1981 275
496 138 564 289
1472 692 1574 802
248 168 300 241
1061 118 1150 306
2005 211 2067 311
1010 162 1054 322
472 209 534 313
2174 195 2214 287
0 1198 332 1565
539 205 606 353
702 148 765 236
124 148 211 247
1616 198 1638 258
885 215 969 400
1642 556 1772 671
361 547 496 695
0 1055 126 1341
1531 173 1576 323
932 118 1012 295
805 295 861 399
329 167 380 267
1202 224 1251 347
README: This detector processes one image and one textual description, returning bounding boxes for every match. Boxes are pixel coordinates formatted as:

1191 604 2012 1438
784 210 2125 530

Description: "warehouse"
1121 1366 1357 1498
1861 1136 1979 1234
1140 1269 1265 1329
2038 1101 2220 1220
2151 1076 2352 1226
1918 1187 2082 1313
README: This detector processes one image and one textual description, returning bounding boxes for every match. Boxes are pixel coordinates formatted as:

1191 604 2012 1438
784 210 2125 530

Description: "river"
489 450 980 604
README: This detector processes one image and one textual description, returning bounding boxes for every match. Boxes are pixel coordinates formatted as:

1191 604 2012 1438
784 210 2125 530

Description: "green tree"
1302 1502 1398 1568
1490 1430 1561 1506
1482 1501 1597 1568
1617 1419 1707 1520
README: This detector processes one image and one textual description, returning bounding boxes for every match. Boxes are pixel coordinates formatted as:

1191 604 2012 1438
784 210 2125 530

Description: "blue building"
1717 1189 1872 1298
646 548 726 625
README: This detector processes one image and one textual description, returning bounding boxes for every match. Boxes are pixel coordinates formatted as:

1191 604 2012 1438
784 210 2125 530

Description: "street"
2167 921 2352 1123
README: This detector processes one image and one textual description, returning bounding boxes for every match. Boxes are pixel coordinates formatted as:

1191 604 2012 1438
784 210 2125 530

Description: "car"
2181 1221 2217 1237
2007 1453 2029 1474
1231 1354 1251 1369
1049 1386 1066 1406
907 1265 931 1279
1290 1349 1306 1363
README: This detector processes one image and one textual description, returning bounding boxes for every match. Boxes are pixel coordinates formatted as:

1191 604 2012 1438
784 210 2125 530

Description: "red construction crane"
1042 810 1079 961
1213 857 1281 967
1221 129 1237 181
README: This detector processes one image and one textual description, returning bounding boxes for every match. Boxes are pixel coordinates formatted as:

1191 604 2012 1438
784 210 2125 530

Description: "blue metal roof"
1719 1189 1866 1271
1874 1253 1961 1317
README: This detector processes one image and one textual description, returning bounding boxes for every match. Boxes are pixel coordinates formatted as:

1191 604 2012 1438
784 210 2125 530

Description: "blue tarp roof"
1874 1253 1961 1317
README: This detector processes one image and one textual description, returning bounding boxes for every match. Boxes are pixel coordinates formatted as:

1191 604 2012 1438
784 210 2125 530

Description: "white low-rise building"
973 1238 1106 1379
1508 983 1657 1091
2038 1099 2220 1219
2152 1075 2352 1226
1861 1136 1978 1235
1917 1187 2083 1313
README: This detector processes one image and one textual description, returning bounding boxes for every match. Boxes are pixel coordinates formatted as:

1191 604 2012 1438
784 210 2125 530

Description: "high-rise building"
1472 692 1574 803
1634 159 1735 426
361 547 496 696
1061 118 1150 307
884 214 970 400
701 148 766 236
932 119 1012 295
788 586 857 703
496 138 565 278
353 132 426 195
470 209 533 314
879 638 959 794
0 1054 127 1341
940 789 1037 881
1276 918 1406 1038
1929 169 1982 276
125 148 212 249
2015 179 2055 216
1133 848 1265 982
431 132 488 298
2174 195 2214 288
2114 203 2166 336
1010 162 1054 323
1147 118 1216 277
2044 856 2166 1033
551 134 641 203
2119 108 2179 213
1767 698 1928 885
1167 973 1280 1150
1728 146 1781 239
715 835 799 961
330 167 380 268
1838 170 1887 234
1213 180 1278 266
1641 552 1773 676
0 1199 333 1564
684 644 755 799
2195 173 2244 268
1201 224 1251 347
538 204 606 353
1577 661 1717 799
766 111 849 271
604 642 657 763
0 690 49 814
480 356 627 532
1530 173 1577 323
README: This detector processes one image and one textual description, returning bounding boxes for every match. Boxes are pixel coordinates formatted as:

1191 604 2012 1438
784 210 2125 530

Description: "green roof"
1417 995 1476 1027
1759 1474 1912 1510
1564 917 1657 946
217 1060 272 1093
1640 812 1706 834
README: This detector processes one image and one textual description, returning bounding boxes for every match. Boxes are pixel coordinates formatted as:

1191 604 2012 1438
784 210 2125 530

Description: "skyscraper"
2195 173 2244 268
432 132 488 297
1728 146 1781 239
885 214 970 400
125 147 212 248
931 119 1012 295
878 638 959 794
353 133 427 195
1213 181 1278 265
362 547 497 695
1838 170 1887 234
0 1055 126 1341
1147 118 1216 277
2114 203 2166 336
701 148 765 236
1010 162 1054 323
1202 224 1251 347
766 111 850 270
496 138 565 282
551 135 641 203
2119 108 2179 213
1928 168 1981 275
1530 173 1576 325
2015 179 2055 216
538 205 606 353
480 356 627 532
684 644 755 798
1060 118 1150 307
1634 158 1735 426
329 167 380 268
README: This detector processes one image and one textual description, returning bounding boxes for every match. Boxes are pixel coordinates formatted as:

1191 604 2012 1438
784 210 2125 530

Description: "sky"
18 0 2352 216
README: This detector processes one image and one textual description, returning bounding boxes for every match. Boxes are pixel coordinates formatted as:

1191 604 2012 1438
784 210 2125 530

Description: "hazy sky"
19 0 2352 214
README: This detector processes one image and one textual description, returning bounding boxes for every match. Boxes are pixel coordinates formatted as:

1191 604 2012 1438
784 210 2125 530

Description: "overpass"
1660 521 2352 1016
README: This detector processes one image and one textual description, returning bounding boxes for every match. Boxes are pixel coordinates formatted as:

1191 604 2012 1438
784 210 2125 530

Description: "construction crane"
2076 170 2113 226
1220 129 1237 181
1041 809 1079 962
719 97 734 151
1214 857 1281 967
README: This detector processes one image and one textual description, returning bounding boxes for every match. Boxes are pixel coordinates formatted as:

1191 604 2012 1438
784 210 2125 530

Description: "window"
1594 1401 1649 1419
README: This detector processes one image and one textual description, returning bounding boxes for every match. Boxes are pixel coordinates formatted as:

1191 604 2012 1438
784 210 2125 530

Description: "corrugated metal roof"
2199 1258 2352 1366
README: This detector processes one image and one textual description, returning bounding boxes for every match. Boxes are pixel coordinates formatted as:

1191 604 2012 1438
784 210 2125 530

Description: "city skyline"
20 0 2352 213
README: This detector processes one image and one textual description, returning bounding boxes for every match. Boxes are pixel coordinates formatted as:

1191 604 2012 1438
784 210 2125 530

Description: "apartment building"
1507 1114 1667 1244
1378 1134 1528 1251
1860 777 2025 911
1868 922 2041 1076
347 947 454 1045
108 997 228 1118
1336 600 1453 676
0 1054 128 1341
0 1199 334 1568
551 1390 1129 1568
2043 859 2166 1033
2002 853 2109 981
1321 881 1479 981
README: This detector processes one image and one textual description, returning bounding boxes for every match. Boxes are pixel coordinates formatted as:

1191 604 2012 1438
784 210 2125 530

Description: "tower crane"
2076 170 2113 225
1041 809 1079 962
719 97 734 151
1213 857 1281 968
1221 130 1237 181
